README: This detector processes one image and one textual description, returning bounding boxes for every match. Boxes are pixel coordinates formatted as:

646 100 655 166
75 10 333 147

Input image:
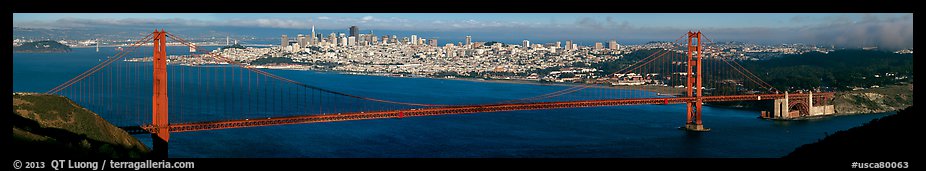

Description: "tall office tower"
595 42 603 50
329 33 337 46
429 39 438 46
340 37 348 47
465 35 472 48
382 36 389 45
347 36 356 47
297 34 306 48
565 40 573 51
522 40 530 49
609 40 618 50
226 35 230 45
368 30 375 44
410 35 418 45
556 41 562 49
281 34 288 49
349 26 359 41
310 25 316 45
368 34 374 45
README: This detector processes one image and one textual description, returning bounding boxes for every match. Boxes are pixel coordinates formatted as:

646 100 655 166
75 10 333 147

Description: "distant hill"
12 93 150 158
742 50 913 91
14 40 72 53
785 105 917 159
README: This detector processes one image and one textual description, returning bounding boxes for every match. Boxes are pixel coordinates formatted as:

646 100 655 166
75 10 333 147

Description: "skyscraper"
340 37 348 47
349 26 359 42
556 41 561 49
609 40 618 50
522 40 530 49
347 36 356 47
594 42 603 50
310 25 316 45
329 33 337 46
465 35 472 48
297 34 306 48
565 40 573 51
281 34 288 49
410 35 418 45
429 39 438 46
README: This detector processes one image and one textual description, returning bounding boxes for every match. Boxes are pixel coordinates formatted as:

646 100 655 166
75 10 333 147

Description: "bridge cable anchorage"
164 32 449 107
46 33 155 94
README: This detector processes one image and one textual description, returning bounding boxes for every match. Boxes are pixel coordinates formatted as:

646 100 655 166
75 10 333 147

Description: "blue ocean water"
13 47 891 158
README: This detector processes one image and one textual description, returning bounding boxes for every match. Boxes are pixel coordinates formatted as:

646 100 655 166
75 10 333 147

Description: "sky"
12 13 914 49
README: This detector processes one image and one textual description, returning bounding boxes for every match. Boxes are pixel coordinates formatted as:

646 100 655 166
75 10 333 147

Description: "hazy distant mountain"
13 27 656 45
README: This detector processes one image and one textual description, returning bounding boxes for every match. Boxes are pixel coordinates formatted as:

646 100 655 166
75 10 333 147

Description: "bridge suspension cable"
496 33 689 103
699 33 779 93
46 33 154 94
39 29 832 136
165 32 451 107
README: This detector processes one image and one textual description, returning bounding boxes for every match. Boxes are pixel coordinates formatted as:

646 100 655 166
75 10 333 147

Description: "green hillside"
12 93 150 158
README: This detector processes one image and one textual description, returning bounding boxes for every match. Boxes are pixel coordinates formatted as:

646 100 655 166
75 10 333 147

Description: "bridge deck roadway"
132 93 832 133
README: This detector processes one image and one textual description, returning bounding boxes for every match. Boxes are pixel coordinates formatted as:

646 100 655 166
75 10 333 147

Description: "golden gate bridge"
43 29 833 157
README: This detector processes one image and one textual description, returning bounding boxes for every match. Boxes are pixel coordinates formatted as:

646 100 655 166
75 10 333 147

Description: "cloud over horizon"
13 14 913 50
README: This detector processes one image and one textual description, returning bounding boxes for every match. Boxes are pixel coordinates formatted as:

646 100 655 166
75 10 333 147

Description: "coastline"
197 63 690 96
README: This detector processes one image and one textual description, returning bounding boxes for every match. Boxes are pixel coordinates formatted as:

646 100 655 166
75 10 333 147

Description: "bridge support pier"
151 133 168 158
684 123 710 132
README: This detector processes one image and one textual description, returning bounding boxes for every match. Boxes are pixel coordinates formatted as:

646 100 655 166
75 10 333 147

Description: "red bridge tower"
152 29 170 157
685 31 710 132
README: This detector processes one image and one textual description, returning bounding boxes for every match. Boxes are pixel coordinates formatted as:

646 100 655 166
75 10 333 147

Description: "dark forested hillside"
741 50 913 91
